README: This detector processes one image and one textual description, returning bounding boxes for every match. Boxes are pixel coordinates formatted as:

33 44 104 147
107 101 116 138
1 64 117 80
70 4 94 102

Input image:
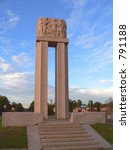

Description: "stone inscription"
37 18 67 38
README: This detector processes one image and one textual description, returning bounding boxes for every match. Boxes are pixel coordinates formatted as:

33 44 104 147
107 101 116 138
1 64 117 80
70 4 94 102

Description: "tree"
77 99 82 107
94 101 102 111
29 101 34 112
69 99 83 112
106 97 113 112
0 95 11 113
88 100 93 111
11 102 24 112
48 103 55 116
69 99 77 112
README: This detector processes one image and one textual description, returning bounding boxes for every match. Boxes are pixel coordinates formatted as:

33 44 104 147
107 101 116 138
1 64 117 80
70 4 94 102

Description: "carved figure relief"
37 18 67 38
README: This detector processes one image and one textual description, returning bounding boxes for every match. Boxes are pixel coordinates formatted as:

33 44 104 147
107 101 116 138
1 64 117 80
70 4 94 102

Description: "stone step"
43 145 102 150
39 130 87 135
39 124 81 128
39 122 78 125
39 126 84 131
38 122 102 150
41 137 95 143
40 133 91 139
42 140 99 148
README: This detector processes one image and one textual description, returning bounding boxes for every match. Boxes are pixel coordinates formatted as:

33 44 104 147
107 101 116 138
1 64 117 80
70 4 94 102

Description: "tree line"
0 95 113 115
0 95 24 114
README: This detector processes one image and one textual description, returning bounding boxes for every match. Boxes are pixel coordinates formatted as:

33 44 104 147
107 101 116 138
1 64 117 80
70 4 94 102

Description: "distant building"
101 106 113 119
80 104 87 112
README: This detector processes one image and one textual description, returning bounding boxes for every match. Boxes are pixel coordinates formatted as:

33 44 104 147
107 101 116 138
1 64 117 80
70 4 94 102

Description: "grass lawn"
91 123 113 144
0 115 27 148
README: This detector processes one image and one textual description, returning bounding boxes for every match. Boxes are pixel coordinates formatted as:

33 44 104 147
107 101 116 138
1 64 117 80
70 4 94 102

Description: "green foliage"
69 99 82 112
48 103 55 116
0 116 27 148
29 101 34 112
94 101 102 111
91 123 113 144
11 102 24 112
87 100 94 111
0 95 11 113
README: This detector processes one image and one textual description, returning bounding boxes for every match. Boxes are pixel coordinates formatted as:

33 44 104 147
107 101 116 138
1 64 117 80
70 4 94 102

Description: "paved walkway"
27 126 42 150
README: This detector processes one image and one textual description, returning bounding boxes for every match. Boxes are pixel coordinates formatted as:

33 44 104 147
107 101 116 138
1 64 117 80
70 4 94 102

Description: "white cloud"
0 72 34 107
0 9 20 33
100 79 112 84
12 53 32 65
0 72 33 87
69 86 113 103
0 57 10 72
47 85 112 103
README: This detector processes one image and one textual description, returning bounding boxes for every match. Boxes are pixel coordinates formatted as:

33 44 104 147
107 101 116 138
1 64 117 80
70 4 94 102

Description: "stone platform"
2 112 43 126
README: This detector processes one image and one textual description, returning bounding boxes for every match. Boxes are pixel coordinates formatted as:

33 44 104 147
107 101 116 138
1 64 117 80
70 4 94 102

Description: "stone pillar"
55 42 69 119
35 41 48 119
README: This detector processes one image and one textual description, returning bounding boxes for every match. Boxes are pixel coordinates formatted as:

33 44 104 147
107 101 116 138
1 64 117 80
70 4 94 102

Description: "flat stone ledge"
70 112 106 124
2 112 43 127
36 36 69 43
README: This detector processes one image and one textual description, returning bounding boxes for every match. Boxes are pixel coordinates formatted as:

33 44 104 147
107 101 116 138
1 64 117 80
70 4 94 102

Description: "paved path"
27 126 42 150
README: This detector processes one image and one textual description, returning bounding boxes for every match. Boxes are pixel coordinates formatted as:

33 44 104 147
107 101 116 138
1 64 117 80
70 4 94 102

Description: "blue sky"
0 0 113 107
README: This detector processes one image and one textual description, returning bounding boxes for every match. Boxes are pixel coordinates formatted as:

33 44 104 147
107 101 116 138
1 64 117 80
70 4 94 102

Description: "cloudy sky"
0 0 113 107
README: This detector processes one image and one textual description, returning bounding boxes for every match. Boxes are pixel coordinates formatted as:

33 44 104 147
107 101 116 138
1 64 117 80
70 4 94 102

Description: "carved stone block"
37 18 67 38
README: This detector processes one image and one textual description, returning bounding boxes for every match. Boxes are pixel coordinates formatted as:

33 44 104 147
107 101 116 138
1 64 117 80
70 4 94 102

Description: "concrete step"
43 145 102 150
38 122 102 150
39 126 84 131
40 133 91 139
42 141 99 148
41 137 95 143
39 124 81 129
39 130 87 135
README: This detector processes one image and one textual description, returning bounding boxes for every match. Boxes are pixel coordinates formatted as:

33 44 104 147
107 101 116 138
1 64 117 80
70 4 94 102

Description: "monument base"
69 112 106 124
2 112 43 127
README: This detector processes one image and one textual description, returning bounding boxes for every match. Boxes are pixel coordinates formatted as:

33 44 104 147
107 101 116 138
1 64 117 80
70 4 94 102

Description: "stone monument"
34 18 69 119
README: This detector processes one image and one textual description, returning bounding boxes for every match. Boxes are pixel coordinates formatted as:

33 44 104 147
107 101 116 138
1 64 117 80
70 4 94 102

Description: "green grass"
0 115 27 148
91 123 113 144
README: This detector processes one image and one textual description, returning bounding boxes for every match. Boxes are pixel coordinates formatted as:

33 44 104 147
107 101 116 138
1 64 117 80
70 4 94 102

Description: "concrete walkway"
27 126 42 150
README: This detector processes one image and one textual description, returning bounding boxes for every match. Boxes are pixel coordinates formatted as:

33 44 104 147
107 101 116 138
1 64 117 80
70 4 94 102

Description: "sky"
0 0 113 107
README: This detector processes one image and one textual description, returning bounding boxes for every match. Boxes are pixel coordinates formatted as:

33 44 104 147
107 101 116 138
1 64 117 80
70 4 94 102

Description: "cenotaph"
34 18 69 119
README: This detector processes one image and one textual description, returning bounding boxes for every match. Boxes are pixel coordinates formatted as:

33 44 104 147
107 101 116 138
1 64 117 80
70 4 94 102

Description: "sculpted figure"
37 18 43 36
37 18 66 38
50 19 57 37
56 19 66 38
42 18 48 35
